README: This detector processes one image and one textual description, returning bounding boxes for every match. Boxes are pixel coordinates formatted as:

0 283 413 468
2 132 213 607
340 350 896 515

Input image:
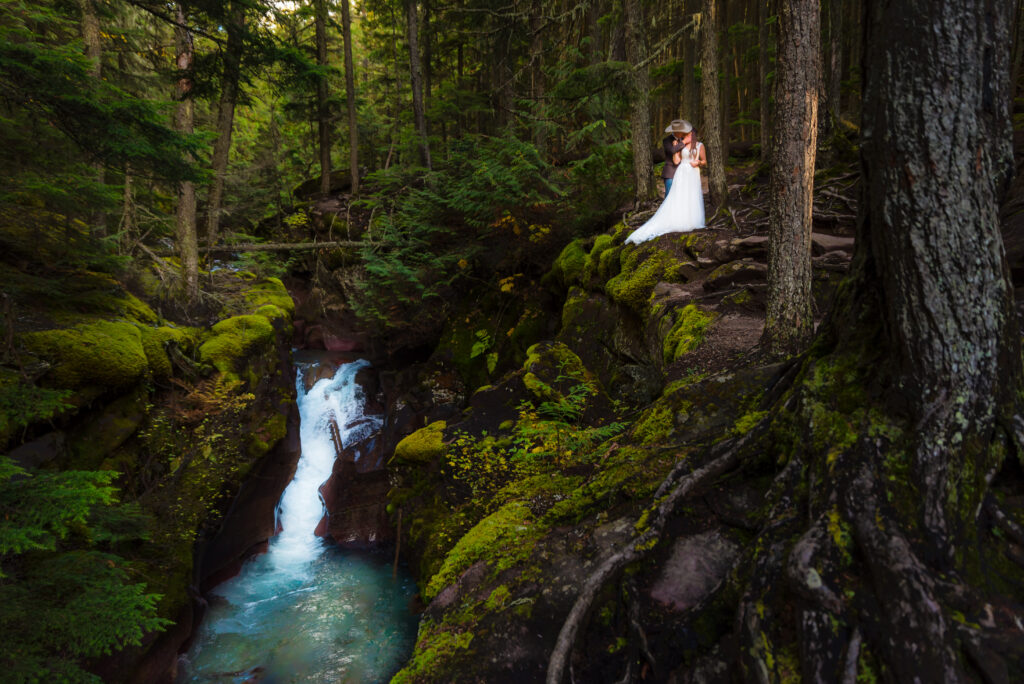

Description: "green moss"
138 326 192 380
633 405 674 444
22 320 149 389
247 412 287 459
254 304 290 324
548 238 587 289
605 249 683 312
521 342 591 403
582 234 620 284
391 626 474 684
198 314 276 378
484 585 511 611
662 305 716 364
243 277 294 316
424 502 539 600
393 421 448 464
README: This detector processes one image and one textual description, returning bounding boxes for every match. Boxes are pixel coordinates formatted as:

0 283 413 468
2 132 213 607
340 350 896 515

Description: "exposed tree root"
545 420 768 684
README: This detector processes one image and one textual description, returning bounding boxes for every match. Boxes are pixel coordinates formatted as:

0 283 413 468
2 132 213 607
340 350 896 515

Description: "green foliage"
444 363 625 501
346 136 564 339
0 456 167 681
0 371 73 446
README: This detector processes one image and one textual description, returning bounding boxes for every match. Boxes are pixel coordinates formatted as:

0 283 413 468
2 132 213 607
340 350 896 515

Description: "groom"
662 119 692 194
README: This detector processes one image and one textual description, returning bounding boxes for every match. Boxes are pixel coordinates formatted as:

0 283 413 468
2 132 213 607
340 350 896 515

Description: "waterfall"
181 359 416 683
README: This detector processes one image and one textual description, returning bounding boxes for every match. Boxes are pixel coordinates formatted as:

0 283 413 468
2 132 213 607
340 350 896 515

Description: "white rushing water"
181 360 418 684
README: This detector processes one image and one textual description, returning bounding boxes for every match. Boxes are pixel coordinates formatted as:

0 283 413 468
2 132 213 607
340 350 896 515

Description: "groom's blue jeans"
664 178 672 194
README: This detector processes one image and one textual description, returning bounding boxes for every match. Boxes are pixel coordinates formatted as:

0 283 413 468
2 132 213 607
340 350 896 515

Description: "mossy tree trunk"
173 3 199 307
738 0 1021 677
550 0 1024 681
699 0 728 212
624 0 654 205
761 0 819 357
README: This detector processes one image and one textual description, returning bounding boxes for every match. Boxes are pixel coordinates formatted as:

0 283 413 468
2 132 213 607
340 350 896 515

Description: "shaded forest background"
3 0 1024 681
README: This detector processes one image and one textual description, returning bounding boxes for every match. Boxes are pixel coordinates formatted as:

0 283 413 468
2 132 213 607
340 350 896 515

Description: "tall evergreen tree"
173 2 200 306
762 0 819 356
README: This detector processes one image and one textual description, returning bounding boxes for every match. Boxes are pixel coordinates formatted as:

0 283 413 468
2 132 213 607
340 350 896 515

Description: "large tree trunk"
406 0 432 169
549 1 1024 682
624 0 653 205
340 0 359 195
204 3 245 261
700 0 728 212
761 0 819 357
314 0 332 195
174 4 199 307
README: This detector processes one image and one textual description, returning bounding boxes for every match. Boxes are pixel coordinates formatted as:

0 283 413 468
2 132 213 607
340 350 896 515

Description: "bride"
625 119 707 245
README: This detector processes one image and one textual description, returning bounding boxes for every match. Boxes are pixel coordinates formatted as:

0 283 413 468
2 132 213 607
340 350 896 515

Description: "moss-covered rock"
198 314 276 379
22 320 150 390
243 277 295 316
424 501 539 600
662 304 717 364
605 247 687 313
547 238 587 289
393 420 448 464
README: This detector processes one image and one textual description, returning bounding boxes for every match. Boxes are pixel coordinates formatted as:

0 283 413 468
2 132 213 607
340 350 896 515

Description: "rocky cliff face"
2 268 299 683
366 217 853 682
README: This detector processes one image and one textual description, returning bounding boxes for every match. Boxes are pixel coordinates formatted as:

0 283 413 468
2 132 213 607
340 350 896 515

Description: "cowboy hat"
664 119 693 133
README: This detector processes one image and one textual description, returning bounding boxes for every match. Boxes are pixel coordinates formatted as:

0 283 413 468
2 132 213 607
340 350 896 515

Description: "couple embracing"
625 119 708 245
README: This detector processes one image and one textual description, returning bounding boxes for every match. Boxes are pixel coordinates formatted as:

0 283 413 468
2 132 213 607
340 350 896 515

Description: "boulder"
649 530 740 612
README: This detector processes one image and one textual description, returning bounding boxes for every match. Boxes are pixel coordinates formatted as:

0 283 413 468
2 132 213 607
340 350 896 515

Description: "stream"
180 358 419 683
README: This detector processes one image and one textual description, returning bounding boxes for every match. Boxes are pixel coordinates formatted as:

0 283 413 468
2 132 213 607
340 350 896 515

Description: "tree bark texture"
78 0 101 78
762 0 819 357
859 0 1016 548
205 3 245 259
340 0 359 195
624 0 654 204
406 0 432 169
700 0 728 211
314 0 332 195
549 2 1024 683
174 4 199 306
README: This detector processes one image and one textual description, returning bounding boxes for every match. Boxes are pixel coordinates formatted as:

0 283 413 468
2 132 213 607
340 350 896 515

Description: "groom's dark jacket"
662 135 687 179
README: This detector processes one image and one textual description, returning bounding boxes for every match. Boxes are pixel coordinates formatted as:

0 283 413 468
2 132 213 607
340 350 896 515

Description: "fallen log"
155 240 367 257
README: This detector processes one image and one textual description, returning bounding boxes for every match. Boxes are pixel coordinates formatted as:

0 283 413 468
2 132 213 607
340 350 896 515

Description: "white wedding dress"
625 142 706 244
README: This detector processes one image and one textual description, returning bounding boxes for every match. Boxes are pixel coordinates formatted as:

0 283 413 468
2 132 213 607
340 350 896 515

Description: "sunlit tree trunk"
174 3 199 306
762 0 819 357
